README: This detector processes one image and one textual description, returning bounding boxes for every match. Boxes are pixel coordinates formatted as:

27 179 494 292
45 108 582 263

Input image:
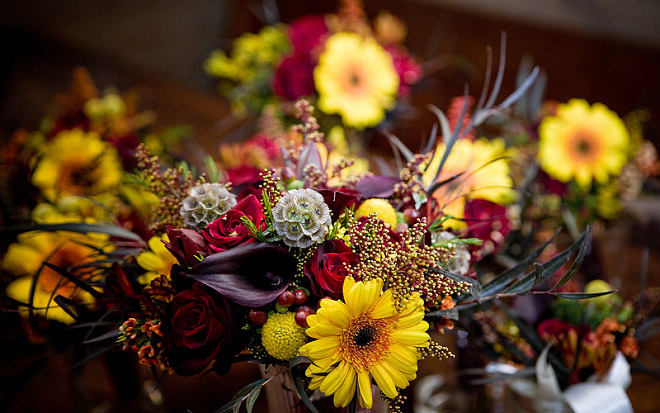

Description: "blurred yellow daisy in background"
299 276 429 408
2 231 108 324
31 128 122 200
422 138 515 229
136 234 176 285
314 32 399 130
538 99 630 188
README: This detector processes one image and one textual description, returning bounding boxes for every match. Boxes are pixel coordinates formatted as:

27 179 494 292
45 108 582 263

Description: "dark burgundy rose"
384 45 423 98
164 284 235 376
304 239 357 298
318 188 360 220
49 114 90 138
273 54 316 101
203 194 265 252
288 15 328 58
163 227 208 268
116 210 153 242
236 180 266 201
103 263 141 307
226 165 263 188
107 133 139 171
537 170 568 196
463 199 510 254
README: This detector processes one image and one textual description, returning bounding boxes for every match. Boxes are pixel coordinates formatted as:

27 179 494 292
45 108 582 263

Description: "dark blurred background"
1 1 660 412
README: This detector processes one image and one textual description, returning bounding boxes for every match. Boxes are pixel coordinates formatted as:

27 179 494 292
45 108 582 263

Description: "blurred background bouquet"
204 0 423 157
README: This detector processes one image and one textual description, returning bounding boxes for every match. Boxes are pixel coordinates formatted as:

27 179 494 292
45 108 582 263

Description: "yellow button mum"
299 277 430 409
261 312 307 360
355 198 397 228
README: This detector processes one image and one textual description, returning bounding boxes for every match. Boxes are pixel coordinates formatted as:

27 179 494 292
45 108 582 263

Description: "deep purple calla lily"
354 175 400 198
186 243 296 307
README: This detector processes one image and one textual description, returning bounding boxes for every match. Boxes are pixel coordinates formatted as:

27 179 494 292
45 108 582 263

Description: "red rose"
163 227 208 268
164 284 235 376
203 194 265 252
384 45 422 98
273 54 316 101
463 199 511 255
288 15 328 58
304 239 357 298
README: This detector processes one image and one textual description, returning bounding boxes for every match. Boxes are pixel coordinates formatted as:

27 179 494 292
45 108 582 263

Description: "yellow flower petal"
370 362 398 399
357 369 373 409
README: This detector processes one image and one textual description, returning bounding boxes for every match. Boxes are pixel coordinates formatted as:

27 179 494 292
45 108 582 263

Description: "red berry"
294 288 307 305
318 296 333 306
403 208 421 225
278 291 295 307
248 309 267 326
298 305 315 315
295 310 310 328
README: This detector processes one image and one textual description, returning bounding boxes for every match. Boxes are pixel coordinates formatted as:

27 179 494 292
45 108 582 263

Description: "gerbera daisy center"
340 314 393 370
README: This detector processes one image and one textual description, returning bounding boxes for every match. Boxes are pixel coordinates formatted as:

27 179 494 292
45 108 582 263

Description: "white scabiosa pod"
180 183 237 230
272 188 331 248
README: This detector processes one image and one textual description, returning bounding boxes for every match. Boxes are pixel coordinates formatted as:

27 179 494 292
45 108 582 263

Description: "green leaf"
289 355 313 368
239 216 267 242
291 365 320 413
552 291 616 300
82 329 120 344
502 263 544 295
245 384 262 413
551 226 591 291
204 155 220 183
425 307 459 321
1 223 143 242
214 378 269 413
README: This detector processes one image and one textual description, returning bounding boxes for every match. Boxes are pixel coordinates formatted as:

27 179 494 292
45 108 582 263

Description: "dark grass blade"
551 226 591 291
83 328 119 344
42 262 103 299
0 293 35 309
480 228 560 298
291 367 320 413
425 307 458 321
53 295 80 322
1 223 143 242
502 228 589 295
551 291 616 300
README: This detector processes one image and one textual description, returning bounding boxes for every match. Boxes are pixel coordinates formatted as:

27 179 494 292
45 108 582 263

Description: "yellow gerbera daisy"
31 128 122 200
538 99 630 187
314 32 399 130
298 276 429 408
136 234 176 285
422 138 515 229
2 231 108 324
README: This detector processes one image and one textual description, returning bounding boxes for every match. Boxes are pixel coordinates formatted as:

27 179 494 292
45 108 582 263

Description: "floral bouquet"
471 278 659 413
476 61 660 240
1 75 596 411
205 0 422 132
0 68 191 330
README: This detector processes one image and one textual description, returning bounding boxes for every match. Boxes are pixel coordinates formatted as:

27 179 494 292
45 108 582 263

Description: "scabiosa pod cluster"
180 182 237 230
272 188 331 248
